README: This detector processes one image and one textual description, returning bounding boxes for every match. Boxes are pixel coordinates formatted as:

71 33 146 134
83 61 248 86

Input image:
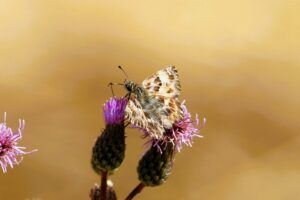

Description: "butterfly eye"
125 82 132 92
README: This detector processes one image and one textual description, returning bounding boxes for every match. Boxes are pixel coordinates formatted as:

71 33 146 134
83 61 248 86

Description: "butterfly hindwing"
154 95 183 128
142 66 181 98
125 96 165 138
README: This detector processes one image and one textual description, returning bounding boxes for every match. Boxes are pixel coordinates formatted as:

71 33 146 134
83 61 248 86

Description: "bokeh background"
0 0 299 199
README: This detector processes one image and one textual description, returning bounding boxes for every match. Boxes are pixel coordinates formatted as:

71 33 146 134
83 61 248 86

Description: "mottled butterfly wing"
154 95 183 128
125 95 165 138
142 66 183 128
142 66 181 98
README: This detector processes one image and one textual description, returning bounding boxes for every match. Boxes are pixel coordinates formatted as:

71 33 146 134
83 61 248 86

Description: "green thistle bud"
137 142 175 186
92 124 126 174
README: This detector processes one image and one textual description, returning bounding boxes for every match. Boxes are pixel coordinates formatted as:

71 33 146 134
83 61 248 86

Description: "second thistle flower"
137 101 205 186
92 97 128 174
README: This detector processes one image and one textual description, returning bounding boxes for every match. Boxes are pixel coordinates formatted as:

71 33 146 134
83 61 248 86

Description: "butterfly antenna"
118 66 129 79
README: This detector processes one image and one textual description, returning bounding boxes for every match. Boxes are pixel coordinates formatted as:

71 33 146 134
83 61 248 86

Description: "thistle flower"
0 113 36 173
142 101 205 153
103 97 128 125
92 97 128 174
91 97 128 200
128 102 205 199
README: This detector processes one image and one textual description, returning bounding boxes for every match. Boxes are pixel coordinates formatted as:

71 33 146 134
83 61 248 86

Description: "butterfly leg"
124 91 132 100
125 121 130 128
107 82 124 96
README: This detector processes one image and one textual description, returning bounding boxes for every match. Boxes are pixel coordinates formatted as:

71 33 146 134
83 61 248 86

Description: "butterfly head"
118 66 135 92
124 80 136 92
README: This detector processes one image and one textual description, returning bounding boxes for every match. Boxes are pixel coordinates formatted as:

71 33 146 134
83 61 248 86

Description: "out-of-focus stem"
125 182 145 200
100 171 108 200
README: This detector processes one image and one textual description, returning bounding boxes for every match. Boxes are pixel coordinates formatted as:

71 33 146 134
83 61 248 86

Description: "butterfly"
123 66 183 139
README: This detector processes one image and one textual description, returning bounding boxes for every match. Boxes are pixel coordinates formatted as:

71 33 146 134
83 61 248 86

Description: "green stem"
101 171 108 200
125 183 145 200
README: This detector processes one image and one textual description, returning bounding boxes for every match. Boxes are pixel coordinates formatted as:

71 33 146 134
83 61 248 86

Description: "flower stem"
100 171 108 200
125 183 145 200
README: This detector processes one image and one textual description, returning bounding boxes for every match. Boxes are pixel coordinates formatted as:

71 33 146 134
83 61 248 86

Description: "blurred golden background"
0 0 299 199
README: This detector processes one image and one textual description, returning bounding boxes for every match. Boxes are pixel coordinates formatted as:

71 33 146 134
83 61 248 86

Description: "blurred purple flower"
142 101 205 153
103 97 128 125
0 113 36 173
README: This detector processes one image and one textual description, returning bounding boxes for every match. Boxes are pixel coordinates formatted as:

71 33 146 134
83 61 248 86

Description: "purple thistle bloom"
142 101 205 153
103 97 128 125
0 113 37 173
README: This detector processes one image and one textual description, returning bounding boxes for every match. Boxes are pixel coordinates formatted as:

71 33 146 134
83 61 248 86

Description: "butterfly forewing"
142 66 181 98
